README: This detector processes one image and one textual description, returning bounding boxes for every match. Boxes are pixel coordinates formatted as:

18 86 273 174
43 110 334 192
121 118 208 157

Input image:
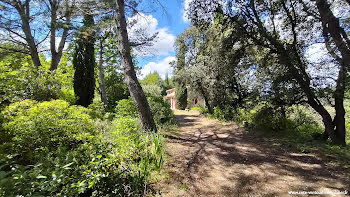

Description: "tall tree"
174 29 189 110
187 0 349 145
98 34 108 109
0 0 74 70
113 0 157 132
313 0 350 145
73 14 96 107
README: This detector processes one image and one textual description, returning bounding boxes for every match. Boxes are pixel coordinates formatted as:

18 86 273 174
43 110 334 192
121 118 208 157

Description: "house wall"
170 98 176 110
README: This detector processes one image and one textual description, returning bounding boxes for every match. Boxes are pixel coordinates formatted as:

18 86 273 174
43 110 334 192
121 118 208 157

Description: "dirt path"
158 110 349 197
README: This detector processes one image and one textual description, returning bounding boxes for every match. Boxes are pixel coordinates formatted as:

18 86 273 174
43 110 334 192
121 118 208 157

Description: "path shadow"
162 111 350 197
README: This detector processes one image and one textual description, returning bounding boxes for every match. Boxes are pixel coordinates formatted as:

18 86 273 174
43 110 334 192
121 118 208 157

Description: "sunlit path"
159 110 349 197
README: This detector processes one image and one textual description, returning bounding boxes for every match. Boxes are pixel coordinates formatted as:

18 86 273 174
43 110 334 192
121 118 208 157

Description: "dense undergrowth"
0 98 174 196
193 103 350 168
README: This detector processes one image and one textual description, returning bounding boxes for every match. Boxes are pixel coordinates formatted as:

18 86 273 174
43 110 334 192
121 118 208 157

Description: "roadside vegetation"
0 0 175 195
175 0 350 168
1 0 350 195
0 52 175 196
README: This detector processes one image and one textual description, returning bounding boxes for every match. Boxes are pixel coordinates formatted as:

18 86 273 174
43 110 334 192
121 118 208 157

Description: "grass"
248 120 350 169
195 103 350 170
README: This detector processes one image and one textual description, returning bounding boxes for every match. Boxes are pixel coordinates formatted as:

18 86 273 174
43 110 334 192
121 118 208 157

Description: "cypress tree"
73 14 96 107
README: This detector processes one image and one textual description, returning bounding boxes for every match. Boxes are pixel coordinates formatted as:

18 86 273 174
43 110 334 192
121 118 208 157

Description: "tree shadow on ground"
161 111 350 197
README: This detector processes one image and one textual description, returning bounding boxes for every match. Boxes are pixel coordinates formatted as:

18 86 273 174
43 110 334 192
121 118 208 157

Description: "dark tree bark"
230 0 347 145
49 0 71 71
198 82 213 113
13 0 41 67
114 0 157 132
313 0 350 146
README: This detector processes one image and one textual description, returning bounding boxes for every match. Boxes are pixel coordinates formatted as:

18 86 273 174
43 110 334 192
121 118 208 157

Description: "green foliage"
251 106 293 132
1 100 96 163
88 102 106 120
115 98 138 118
59 87 76 104
190 106 202 111
140 72 172 97
141 72 162 86
148 96 176 126
212 107 234 121
73 14 96 107
175 85 188 110
115 97 175 127
142 84 163 97
105 70 129 110
0 100 166 196
0 54 75 106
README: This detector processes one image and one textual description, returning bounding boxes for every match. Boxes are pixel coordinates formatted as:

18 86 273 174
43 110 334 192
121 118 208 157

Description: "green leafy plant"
115 97 175 127
0 99 166 196
115 98 138 118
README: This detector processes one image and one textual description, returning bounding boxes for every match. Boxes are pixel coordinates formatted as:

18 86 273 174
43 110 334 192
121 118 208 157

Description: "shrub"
1 100 96 163
212 106 234 121
0 53 75 106
0 100 166 196
88 101 106 119
148 96 175 126
251 105 293 132
115 97 175 126
233 108 255 127
115 98 138 118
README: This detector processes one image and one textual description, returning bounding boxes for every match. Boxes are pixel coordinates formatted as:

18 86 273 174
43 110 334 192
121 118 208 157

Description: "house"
164 88 204 110
164 88 176 109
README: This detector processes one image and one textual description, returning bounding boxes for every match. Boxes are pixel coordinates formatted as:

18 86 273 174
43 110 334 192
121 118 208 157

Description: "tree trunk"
15 2 41 68
198 81 213 113
314 0 350 146
278 51 341 144
315 0 350 70
333 65 347 146
114 0 157 132
98 41 108 111
49 0 71 71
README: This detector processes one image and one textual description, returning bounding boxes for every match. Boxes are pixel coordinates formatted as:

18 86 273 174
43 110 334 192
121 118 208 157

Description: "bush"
115 98 138 118
1 100 96 163
148 96 176 126
0 100 166 196
212 107 234 121
115 97 175 126
0 53 75 106
233 108 255 127
251 105 293 132
88 101 106 120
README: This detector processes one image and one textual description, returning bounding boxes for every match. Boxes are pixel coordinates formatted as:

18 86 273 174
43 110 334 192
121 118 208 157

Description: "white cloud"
140 56 176 79
182 0 192 23
127 13 175 57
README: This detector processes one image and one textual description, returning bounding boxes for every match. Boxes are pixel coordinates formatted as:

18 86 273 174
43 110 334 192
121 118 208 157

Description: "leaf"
63 162 74 169
36 175 47 179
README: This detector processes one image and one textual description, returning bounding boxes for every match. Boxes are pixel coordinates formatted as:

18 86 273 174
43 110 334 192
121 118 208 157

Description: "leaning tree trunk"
15 2 41 68
114 0 157 132
314 0 350 145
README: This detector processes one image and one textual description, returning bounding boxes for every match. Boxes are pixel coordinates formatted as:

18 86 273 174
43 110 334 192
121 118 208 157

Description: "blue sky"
131 0 190 79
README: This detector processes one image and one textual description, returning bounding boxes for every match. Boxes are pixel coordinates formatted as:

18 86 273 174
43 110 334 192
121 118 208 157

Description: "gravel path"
158 110 349 197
